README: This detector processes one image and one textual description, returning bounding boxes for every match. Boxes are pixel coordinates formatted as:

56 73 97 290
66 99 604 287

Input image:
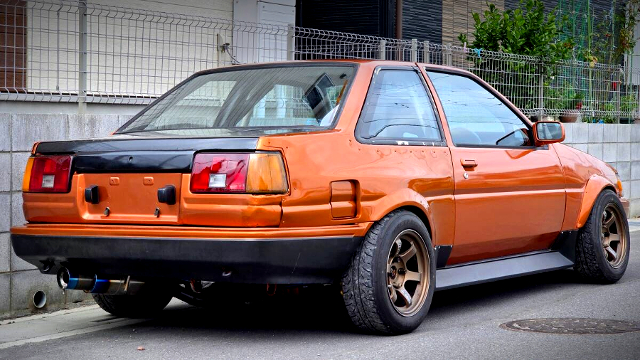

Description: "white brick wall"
562 123 640 217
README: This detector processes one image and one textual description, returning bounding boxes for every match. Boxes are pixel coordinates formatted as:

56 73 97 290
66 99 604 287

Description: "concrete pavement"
1 228 639 359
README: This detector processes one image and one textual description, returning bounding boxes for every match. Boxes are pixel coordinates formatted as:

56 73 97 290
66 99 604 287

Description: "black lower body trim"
435 251 574 291
434 245 452 269
11 234 363 284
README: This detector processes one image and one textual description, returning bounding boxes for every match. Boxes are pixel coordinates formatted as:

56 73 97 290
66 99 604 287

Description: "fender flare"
575 175 617 229
367 188 436 241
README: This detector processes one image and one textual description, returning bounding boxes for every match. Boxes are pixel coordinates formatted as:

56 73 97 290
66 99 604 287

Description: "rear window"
117 65 355 134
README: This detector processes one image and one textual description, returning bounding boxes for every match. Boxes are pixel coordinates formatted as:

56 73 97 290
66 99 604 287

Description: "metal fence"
2 0 639 123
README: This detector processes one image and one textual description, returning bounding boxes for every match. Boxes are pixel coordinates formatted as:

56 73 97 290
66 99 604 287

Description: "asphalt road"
2 226 640 360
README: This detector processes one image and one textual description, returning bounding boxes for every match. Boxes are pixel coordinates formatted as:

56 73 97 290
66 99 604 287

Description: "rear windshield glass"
117 65 355 134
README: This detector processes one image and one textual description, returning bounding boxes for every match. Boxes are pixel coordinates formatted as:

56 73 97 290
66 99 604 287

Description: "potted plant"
558 91 583 123
621 94 640 124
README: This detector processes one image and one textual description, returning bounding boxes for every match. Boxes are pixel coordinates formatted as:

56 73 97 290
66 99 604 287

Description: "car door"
424 70 566 265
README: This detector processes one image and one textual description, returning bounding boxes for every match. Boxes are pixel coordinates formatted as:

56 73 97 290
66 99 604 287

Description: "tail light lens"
190 153 287 194
23 155 73 193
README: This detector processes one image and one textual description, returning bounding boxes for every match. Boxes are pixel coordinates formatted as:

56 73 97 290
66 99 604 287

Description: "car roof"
192 59 477 78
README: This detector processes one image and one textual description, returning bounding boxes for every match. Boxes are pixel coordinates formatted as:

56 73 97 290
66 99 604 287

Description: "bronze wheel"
342 210 435 334
575 189 630 283
600 204 628 269
386 229 430 317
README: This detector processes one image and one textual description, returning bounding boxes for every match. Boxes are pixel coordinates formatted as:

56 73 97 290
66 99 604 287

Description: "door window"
357 69 442 143
426 71 531 147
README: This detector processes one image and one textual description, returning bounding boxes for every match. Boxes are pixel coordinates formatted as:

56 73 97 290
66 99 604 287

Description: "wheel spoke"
400 243 417 263
603 214 615 230
390 239 402 259
605 246 617 260
396 286 412 306
608 233 620 244
404 270 421 283
388 285 397 303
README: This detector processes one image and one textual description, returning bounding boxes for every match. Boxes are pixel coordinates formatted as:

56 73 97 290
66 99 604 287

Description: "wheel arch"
394 205 433 239
575 175 618 229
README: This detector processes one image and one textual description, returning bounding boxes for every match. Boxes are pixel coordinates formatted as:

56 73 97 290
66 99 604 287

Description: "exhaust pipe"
57 268 144 295
57 268 95 291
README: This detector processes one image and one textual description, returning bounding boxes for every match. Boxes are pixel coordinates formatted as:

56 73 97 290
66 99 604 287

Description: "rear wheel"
341 210 435 334
93 289 173 318
575 189 630 283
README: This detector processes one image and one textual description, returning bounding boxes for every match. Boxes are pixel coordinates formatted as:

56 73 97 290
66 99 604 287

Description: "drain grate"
500 318 640 335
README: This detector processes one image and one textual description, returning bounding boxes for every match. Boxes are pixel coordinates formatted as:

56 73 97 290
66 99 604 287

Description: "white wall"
232 0 295 63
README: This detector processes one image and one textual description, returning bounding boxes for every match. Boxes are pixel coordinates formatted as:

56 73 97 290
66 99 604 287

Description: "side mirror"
533 121 565 146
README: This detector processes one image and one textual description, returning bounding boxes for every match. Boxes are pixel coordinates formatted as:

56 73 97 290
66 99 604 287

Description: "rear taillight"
23 155 72 193
190 153 287 194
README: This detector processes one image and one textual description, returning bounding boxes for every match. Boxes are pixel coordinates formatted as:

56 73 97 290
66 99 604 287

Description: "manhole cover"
500 318 640 335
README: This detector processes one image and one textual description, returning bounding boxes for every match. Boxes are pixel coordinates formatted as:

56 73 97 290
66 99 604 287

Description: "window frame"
116 62 359 134
424 67 540 150
355 66 447 147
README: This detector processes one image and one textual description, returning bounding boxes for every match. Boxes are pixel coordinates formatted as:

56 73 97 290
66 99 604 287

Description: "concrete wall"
0 115 639 319
0 113 132 319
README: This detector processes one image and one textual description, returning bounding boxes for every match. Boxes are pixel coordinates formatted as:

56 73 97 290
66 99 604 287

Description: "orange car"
11 61 630 334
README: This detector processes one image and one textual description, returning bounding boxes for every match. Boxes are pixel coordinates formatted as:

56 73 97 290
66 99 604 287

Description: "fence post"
378 40 386 60
616 69 622 124
78 0 87 114
423 41 430 64
538 62 544 119
287 24 295 61
445 43 452 66
410 39 417 62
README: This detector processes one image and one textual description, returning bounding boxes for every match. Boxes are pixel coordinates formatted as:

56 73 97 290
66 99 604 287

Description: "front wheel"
575 189 630 283
341 210 436 334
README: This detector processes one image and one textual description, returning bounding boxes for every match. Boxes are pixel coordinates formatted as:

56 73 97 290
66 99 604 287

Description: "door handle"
461 159 478 168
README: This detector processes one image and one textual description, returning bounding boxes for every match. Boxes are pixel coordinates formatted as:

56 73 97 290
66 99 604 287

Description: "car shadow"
130 269 585 335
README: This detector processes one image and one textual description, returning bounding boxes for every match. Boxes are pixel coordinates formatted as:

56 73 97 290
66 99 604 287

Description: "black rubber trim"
434 245 452 269
550 230 579 263
435 250 574 291
11 233 363 284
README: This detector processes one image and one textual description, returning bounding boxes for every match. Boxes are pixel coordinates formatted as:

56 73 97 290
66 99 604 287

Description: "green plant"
601 101 617 124
458 0 574 110
621 93 638 115
564 91 584 111
459 0 574 60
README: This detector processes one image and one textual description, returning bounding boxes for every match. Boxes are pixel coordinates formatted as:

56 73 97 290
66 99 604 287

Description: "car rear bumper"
10 223 369 284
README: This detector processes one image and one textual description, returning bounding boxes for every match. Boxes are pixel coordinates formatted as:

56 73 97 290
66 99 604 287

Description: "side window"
426 71 531 147
357 69 442 143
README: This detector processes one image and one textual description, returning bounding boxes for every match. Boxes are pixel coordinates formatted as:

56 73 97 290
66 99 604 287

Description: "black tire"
92 289 173 318
341 210 436 335
575 189 630 283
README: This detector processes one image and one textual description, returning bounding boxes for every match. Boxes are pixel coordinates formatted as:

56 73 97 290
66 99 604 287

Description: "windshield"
117 65 356 134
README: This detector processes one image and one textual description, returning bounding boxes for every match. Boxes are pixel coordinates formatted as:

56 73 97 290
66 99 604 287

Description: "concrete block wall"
0 113 132 319
0 115 638 319
562 123 640 217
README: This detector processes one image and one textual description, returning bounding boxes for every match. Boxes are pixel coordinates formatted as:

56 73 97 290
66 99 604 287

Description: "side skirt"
435 230 578 291
435 251 574 291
